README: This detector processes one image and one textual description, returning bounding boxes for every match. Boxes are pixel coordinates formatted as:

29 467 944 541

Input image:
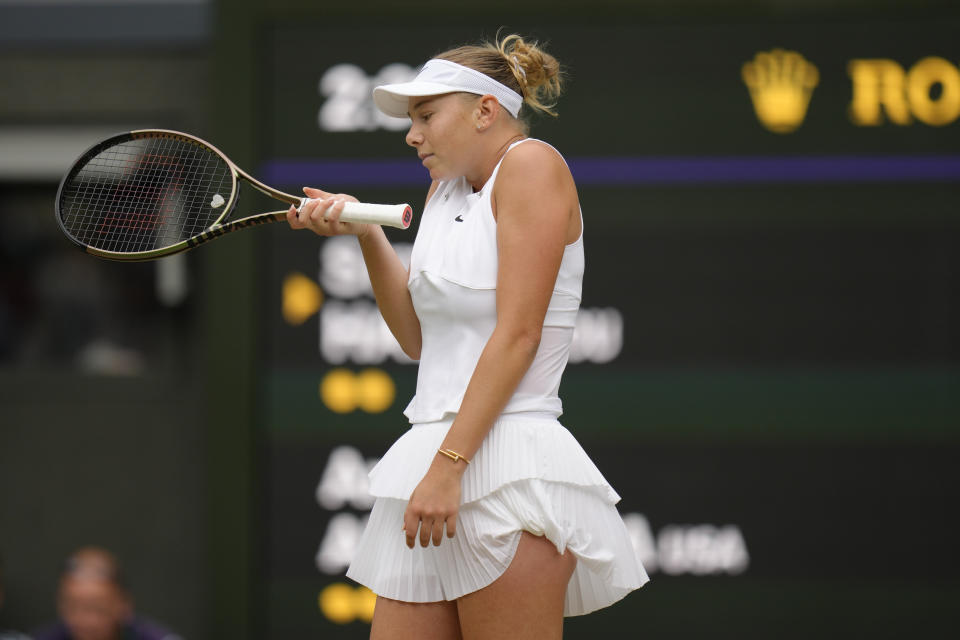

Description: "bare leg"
370 596 462 640
456 532 576 640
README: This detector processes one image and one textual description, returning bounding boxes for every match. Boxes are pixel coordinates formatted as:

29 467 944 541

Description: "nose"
405 123 421 148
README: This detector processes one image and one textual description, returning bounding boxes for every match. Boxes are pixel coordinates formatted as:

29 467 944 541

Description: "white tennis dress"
346 139 649 615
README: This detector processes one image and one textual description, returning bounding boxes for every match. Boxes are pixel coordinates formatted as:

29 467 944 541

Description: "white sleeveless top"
404 139 584 423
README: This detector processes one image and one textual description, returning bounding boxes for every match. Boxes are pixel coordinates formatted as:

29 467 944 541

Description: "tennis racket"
55 129 413 261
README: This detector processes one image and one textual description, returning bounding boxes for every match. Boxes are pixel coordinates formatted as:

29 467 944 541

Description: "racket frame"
57 129 309 262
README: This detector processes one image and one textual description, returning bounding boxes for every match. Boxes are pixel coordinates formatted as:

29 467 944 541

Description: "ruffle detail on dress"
366 414 621 506
346 477 649 616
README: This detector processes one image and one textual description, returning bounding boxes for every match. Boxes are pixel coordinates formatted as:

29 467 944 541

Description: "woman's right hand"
286 186 373 239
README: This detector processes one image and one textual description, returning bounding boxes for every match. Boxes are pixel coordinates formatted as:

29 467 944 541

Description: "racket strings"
58 135 235 254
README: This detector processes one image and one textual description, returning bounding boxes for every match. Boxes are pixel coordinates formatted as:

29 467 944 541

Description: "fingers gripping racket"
55 129 413 261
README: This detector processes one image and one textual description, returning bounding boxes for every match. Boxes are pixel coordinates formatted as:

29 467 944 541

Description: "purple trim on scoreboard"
570 155 960 184
262 159 428 187
261 155 960 188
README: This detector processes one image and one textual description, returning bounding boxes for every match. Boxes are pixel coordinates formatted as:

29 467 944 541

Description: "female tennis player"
287 34 648 640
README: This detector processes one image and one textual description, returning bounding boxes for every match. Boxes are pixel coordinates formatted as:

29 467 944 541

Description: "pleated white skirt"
345 414 649 616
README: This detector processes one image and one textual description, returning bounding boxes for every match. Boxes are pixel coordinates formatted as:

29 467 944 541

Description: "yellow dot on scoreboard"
320 368 358 413
356 368 395 413
282 272 323 326
318 583 355 624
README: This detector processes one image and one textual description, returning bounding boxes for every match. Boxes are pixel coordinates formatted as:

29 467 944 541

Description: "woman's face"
405 93 478 181
58 577 130 640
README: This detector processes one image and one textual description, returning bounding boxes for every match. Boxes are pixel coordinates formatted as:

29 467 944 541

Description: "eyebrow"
408 97 439 117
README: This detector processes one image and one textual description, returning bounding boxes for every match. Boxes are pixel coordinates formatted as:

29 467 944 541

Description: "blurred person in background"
31 547 180 640
0 554 32 640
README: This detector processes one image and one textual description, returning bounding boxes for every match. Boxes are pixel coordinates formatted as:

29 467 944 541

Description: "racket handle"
298 198 413 229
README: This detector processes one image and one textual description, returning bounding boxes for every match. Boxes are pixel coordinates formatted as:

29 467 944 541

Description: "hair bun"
435 33 565 121
498 34 563 116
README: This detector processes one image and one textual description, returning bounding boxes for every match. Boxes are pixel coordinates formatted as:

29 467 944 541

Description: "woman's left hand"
403 456 464 548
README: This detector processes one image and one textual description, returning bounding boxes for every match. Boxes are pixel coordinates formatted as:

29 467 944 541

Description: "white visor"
373 59 523 119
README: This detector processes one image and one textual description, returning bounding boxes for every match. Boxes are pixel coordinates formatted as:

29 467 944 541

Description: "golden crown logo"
742 49 820 133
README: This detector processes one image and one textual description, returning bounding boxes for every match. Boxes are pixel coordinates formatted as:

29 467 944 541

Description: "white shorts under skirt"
345 414 649 616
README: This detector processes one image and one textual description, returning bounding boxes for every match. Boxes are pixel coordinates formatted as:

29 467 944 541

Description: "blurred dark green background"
1 1 958 638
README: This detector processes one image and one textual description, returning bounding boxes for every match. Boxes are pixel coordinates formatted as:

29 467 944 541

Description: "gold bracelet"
438 448 471 464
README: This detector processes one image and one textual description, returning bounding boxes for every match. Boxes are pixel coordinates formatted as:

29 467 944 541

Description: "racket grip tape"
298 198 413 229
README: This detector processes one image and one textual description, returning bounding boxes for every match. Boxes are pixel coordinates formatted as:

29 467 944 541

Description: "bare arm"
403 144 579 548
287 185 428 359
357 224 421 359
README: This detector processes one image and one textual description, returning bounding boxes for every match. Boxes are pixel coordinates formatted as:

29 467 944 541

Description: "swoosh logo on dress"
454 215 464 222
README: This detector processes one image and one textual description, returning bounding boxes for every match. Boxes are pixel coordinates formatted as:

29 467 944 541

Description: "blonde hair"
435 33 563 122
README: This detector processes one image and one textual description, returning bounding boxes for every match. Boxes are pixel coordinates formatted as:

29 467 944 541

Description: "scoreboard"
251 17 960 638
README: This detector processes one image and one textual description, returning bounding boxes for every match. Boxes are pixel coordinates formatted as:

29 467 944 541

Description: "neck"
465 130 527 192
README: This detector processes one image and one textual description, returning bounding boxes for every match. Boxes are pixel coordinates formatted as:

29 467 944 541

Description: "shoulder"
495 140 575 202
28 622 68 640
129 618 180 640
499 139 570 180
493 140 576 214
